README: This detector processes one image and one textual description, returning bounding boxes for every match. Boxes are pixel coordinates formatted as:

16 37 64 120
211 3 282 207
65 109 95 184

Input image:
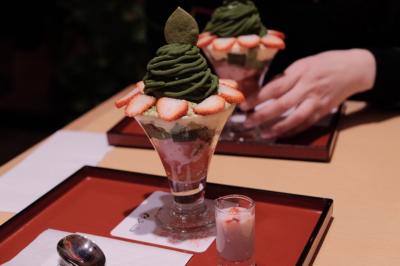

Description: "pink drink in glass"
215 195 255 266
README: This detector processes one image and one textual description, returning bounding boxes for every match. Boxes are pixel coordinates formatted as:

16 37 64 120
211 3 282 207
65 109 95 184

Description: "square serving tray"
0 166 333 265
107 108 341 162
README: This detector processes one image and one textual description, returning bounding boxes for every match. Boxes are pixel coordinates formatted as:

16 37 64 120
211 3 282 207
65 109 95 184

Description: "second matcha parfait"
115 8 244 232
197 0 285 97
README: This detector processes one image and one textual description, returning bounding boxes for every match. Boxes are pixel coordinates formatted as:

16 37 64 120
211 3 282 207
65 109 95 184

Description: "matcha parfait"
115 7 244 232
197 0 285 97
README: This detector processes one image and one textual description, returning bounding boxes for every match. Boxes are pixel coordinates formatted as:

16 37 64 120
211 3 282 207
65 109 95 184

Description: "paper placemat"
111 191 216 253
0 130 112 213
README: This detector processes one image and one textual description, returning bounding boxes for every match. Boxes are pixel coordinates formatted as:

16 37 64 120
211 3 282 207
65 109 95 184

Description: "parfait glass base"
155 197 215 233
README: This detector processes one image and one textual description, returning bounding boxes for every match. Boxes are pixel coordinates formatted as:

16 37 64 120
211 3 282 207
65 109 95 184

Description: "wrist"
348 49 376 94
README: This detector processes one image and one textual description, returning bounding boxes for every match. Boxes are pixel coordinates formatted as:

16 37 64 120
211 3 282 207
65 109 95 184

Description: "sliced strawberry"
136 80 145 93
156 97 188 121
261 34 285 49
115 85 140 108
197 35 217 48
212 37 236 52
219 79 239 90
218 84 245 104
268 29 286 40
125 94 156 117
193 95 226 115
198 31 211 39
237 34 261 48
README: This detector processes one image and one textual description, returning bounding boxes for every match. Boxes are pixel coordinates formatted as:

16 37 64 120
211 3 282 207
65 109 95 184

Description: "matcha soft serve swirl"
144 44 218 102
204 0 267 37
143 7 218 103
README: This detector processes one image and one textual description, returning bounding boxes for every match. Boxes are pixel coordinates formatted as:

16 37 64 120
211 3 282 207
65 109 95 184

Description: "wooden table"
1 88 400 265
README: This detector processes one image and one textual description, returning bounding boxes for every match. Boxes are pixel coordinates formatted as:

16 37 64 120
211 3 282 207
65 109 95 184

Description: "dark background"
0 0 398 164
0 0 149 164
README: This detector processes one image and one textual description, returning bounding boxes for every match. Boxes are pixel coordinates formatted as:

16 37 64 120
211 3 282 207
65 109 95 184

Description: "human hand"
240 49 376 138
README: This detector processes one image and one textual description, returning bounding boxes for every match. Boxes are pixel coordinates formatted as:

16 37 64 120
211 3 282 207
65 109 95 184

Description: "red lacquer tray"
0 166 333 265
107 109 341 162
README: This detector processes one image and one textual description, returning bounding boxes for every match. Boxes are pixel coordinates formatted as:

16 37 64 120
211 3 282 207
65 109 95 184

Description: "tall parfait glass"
202 43 281 140
202 44 277 98
198 0 285 139
115 7 244 232
135 105 235 232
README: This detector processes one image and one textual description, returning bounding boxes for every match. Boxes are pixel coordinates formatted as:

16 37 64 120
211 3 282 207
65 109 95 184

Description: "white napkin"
3 229 192 266
0 130 112 213
111 191 216 253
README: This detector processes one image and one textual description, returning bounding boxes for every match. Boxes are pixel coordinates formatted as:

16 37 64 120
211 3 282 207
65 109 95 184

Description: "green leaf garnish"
164 7 199 45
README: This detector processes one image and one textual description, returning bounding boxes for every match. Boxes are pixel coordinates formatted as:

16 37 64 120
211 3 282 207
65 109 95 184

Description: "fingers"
244 80 307 128
259 98 317 139
240 72 300 111
278 118 315 138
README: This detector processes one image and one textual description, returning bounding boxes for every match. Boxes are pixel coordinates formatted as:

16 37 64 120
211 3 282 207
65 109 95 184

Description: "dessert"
115 7 244 231
197 0 285 96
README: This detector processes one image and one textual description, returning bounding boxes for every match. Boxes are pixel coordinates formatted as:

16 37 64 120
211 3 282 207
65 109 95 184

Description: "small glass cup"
215 194 255 266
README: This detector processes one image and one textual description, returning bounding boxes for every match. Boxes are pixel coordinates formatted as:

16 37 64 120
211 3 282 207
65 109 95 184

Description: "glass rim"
135 104 235 123
214 194 255 211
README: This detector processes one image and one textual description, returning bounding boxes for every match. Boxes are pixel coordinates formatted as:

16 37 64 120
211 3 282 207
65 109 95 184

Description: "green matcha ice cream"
204 0 267 37
115 7 244 121
143 44 218 103
143 7 218 103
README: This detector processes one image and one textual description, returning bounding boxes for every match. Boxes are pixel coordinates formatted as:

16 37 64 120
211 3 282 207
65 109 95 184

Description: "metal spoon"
57 234 106 266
